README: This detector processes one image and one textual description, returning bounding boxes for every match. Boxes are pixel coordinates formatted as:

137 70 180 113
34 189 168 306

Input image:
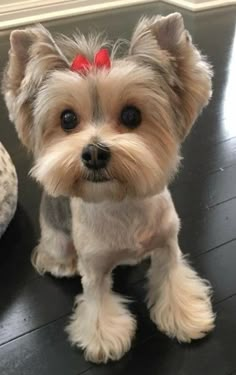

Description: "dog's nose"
81 144 111 169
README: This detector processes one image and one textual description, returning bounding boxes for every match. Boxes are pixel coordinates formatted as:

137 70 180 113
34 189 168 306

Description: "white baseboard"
163 0 236 11
0 0 235 30
0 0 158 30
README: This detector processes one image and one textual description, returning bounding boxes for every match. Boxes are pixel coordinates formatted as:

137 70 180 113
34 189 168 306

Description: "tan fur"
2 13 215 364
129 13 212 139
2 25 68 148
30 65 179 200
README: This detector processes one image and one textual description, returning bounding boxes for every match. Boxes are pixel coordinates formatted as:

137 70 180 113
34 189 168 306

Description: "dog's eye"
120 106 142 129
60 110 78 131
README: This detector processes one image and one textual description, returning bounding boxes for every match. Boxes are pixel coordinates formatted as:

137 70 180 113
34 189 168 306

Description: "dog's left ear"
2 25 68 150
129 13 213 139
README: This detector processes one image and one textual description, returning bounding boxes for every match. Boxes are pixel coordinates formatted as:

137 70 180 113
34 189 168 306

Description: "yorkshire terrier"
3 13 215 363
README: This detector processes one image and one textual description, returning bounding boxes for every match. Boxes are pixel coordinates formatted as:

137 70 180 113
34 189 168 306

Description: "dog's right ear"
129 13 213 140
3 25 68 150
8 29 33 90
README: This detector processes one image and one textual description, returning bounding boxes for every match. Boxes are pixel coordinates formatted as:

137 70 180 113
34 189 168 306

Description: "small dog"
2 13 215 363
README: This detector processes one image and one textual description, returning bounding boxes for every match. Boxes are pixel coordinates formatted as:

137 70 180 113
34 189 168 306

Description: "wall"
0 0 235 30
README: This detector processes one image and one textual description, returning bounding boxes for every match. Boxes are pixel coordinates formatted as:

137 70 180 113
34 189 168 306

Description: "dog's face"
2 13 212 202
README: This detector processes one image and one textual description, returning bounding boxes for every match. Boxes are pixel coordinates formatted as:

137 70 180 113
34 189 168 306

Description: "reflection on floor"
0 3 236 375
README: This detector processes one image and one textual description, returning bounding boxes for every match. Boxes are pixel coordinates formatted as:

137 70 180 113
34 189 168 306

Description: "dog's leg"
32 219 78 277
66 256 136 363
147 237 215 342
32 194 78 277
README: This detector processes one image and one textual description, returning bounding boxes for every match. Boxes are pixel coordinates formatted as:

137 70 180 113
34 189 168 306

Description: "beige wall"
0 0 235 31
0 0 32 4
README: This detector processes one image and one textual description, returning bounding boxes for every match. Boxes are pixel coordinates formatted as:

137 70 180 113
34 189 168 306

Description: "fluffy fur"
2 13 215 364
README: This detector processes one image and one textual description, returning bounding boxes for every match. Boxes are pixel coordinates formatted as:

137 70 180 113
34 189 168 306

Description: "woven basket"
0 142 17 238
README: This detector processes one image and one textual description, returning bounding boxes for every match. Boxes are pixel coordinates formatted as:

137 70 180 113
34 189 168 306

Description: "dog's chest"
71 197 160 251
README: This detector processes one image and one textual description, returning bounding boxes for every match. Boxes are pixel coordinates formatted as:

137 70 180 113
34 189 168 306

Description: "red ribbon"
71 49 111 74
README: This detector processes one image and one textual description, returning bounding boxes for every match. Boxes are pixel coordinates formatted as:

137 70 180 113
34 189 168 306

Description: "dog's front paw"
31 246 78 278
66 293 136 363
148 262 215 342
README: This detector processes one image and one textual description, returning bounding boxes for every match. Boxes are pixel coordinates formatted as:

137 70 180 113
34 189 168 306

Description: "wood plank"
87 295 236 375
171 163 236 219
180 198 236 257
0 316 90 375
194 239 236 304
0 276 81 346
177 136 236 185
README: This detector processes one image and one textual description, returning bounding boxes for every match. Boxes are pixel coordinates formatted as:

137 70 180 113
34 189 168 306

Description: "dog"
2 13 215 364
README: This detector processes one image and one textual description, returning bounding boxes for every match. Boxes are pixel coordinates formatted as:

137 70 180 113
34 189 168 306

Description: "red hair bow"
71 49 111 74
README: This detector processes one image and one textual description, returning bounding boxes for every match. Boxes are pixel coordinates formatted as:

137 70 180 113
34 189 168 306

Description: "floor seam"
173 155 236 188
174 160 236 187
214 293 236 306
0 311 71 348
178 196 236 221
77 367 93 375
226 370 236 375
206 196 236 210
193 238 236 259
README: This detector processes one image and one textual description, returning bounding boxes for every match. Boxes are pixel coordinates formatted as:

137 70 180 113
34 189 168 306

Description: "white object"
0 142 17 238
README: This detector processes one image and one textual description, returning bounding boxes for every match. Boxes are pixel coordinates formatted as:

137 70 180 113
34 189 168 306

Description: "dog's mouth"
84 171 112 183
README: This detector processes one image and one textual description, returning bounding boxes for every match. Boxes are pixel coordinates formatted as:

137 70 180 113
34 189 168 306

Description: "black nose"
81 144 111 170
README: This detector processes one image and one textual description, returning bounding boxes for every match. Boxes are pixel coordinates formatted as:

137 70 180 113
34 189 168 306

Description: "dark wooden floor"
0 2 236 375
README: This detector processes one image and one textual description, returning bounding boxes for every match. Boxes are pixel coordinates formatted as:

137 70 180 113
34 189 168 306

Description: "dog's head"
2 13 212 202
